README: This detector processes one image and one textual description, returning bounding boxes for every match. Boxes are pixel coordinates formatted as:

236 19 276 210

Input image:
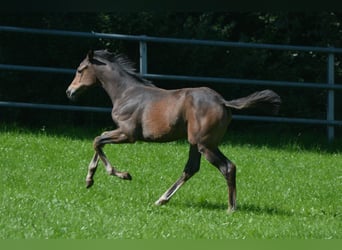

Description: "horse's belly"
141 93 187 142
142 108 186 142
142 120 186 142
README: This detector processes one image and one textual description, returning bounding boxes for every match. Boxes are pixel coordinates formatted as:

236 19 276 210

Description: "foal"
66 50 281 212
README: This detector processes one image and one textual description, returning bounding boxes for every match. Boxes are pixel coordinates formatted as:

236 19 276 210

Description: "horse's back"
138 86 230 146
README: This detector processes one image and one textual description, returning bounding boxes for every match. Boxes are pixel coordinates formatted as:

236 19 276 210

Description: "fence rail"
0 25 341 141
1 63 342 90
2 25 342 53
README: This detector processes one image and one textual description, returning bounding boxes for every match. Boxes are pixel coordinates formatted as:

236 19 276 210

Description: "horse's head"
66 50 98 101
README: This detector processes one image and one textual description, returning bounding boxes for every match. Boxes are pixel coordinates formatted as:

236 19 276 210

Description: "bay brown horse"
66 50 281 212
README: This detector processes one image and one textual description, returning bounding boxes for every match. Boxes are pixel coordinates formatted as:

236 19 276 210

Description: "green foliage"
0 125 341 239
0 12 341 130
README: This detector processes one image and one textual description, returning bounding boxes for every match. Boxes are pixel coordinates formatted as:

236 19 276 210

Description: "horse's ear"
87 50 94 60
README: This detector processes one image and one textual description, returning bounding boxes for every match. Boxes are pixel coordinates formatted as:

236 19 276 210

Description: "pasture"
0 124 341 239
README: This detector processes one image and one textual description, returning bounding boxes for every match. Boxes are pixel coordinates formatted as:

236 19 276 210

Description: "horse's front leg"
93 129 132 181
85 152 100 188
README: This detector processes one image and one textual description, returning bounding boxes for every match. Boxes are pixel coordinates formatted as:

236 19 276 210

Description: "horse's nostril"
66 88 73 98
66 88 75 100
66 88 79 102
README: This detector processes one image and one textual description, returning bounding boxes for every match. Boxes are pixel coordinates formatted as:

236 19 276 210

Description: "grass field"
0 124 341 239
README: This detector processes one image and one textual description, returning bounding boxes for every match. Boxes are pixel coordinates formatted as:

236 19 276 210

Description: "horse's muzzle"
66 88 77 101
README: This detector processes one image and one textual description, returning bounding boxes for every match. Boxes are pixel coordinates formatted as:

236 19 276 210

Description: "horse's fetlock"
228 163 236 173
197 145 206 154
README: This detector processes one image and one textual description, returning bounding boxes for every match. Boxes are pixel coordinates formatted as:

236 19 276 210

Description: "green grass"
0 124 341 239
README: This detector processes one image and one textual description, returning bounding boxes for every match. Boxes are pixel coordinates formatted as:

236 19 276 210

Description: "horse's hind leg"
200 146 237 212
155 144 201 205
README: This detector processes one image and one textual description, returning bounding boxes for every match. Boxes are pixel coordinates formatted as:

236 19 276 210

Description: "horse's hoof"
155 199 169 206
86 179 94 188
119 172 132 180
227 207 236 214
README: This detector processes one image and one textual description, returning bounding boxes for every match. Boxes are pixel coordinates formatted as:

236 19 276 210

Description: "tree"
0 12 341 130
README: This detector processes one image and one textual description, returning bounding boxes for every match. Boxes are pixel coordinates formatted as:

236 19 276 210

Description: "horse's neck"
99 73 140 107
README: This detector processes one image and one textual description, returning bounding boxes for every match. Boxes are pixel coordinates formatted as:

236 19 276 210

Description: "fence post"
327 52 335 143
139 39 147 75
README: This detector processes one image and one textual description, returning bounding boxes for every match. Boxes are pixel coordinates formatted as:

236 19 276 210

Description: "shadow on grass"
237 203 294 216
222 124 342 154
179 200 293 216
0 122 103 141
1 122 341 153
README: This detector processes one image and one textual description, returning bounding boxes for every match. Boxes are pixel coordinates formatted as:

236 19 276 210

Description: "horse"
66 49 281 212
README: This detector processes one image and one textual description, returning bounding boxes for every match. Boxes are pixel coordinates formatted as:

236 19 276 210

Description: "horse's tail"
223 89 281 115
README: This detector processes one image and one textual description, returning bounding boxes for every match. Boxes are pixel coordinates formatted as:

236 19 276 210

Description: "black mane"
94 50 154 86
